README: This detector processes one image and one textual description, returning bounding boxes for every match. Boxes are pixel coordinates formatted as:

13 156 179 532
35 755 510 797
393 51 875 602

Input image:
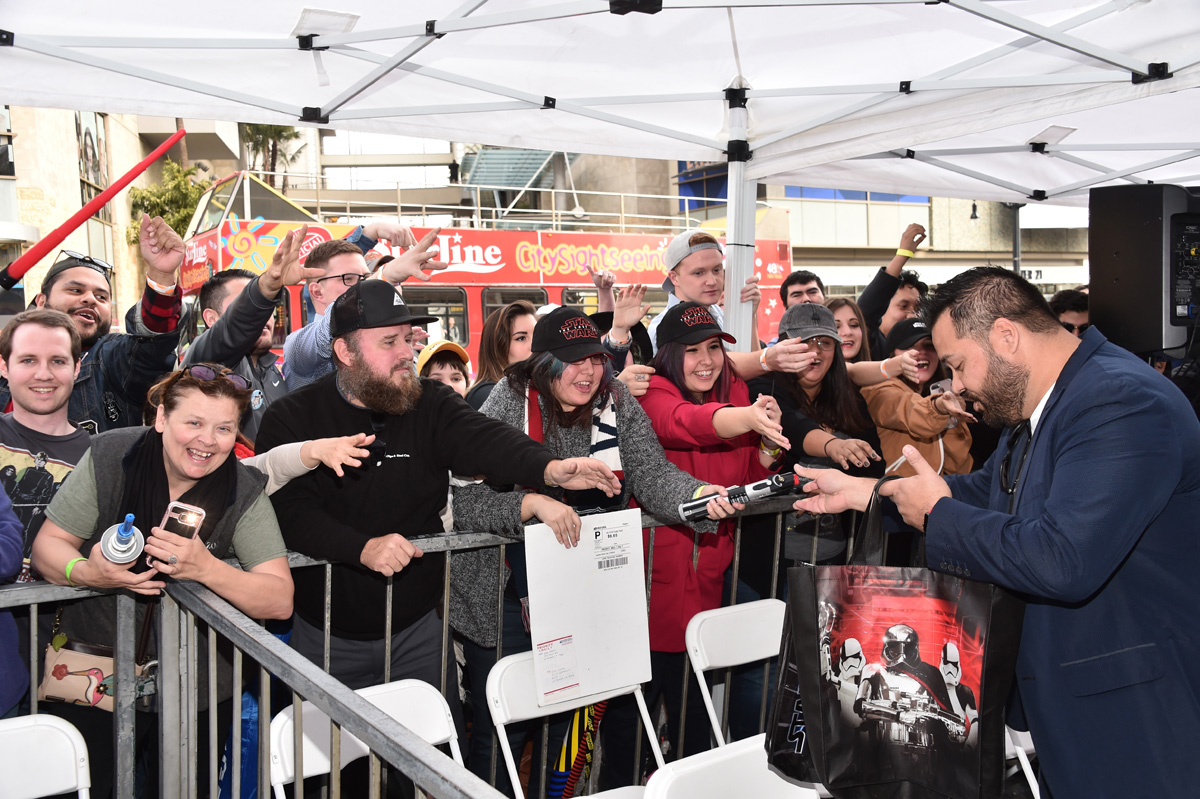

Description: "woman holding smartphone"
31 363 293 799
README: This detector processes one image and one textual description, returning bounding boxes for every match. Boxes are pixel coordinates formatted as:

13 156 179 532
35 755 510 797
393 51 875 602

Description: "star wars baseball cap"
884 318 932 353
661 229 724 293
329 280 438 338
532 306 611 363
655 301 736 349
777 302 842 344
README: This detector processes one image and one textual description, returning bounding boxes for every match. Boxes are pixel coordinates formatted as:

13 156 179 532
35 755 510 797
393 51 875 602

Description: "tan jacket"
860 378 973 477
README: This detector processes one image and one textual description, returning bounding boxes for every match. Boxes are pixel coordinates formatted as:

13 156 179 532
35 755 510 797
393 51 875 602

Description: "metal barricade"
0 501 801 798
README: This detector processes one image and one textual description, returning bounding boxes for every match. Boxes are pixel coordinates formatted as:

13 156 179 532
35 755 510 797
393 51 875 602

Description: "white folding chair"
269 679 463 799
685 598 786 746
644 732 819 799
0 714 92 799
1005 725 1040 798
486 650 665 799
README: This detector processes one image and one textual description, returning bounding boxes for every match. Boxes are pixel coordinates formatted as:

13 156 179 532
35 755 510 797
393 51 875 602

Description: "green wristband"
64 557 87 586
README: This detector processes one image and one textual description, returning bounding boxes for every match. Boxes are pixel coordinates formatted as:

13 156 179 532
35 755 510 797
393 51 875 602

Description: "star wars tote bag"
773 477 1024 799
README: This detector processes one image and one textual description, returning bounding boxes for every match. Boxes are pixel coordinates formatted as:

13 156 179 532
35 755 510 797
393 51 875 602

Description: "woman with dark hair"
827 296 871 363
450 307 736 792
637 301 788 760
31 363 293 798
860 318 975 477
745 303 885 569
464 299 537 410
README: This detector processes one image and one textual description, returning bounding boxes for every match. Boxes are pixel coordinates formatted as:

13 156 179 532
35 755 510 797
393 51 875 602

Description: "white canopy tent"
3 0 1198 344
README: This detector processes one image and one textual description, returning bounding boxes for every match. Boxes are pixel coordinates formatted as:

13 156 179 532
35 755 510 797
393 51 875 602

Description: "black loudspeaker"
1089 184 1200 354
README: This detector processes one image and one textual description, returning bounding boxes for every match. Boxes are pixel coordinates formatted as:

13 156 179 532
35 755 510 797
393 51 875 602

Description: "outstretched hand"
302 433 375 477
379 228 449 284
612 284 651 336
792 466 875 516
363 221 418 249
764 338 815 374
747 395 790 450
260 225 322 297
545 457 623 497
899 223 926 252
878 446 951 528
139 214 185 283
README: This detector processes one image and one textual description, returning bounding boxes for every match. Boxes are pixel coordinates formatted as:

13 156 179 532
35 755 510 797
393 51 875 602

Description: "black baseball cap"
42 251 114 288
532 306 611 363
885 317 932 353
329 280 438 338
655 301 736 349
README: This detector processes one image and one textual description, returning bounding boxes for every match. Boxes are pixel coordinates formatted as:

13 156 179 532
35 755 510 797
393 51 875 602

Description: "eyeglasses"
1061 322 1091 335
57 250 114 274
999 419 1032 497
314 273 367 287
804 337 838 352
183 364 251 391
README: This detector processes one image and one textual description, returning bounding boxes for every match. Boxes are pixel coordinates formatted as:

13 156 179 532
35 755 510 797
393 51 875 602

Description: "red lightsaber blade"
0 128 187 292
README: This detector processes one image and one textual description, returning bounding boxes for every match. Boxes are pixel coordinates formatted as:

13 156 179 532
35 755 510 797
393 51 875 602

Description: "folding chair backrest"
486 651 664 799
644 732 819 799
0 714 92 799
269 679 463 799
685 599 786 745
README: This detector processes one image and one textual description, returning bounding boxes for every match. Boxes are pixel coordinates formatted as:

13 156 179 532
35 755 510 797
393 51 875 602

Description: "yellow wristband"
64 557 86 586
759 440 782 456
693 486 707 499
896 248 915 259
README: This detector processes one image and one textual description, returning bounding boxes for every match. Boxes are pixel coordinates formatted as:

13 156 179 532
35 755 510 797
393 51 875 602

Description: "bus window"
483 287 547 320
401 286 469 345
562 288 599 314
191 178 237 236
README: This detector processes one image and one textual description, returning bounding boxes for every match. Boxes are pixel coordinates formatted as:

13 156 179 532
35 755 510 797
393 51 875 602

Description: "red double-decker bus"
182 173 793 367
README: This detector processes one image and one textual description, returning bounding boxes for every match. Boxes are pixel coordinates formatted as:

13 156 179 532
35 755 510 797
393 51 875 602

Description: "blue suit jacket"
926 328 1200 797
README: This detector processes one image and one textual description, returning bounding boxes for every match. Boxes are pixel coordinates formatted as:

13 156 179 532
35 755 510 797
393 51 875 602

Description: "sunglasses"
314 273 367 287
57 250 114 274
804 337 838 352
183 364 251 391
1061 322 1091 335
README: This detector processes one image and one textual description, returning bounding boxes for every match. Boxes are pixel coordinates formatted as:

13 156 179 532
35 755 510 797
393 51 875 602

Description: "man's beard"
338 354 422 415
69 307 111 349
965 347 1030 428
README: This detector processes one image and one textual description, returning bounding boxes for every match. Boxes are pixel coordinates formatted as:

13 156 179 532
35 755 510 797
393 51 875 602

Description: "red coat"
637 374 772 651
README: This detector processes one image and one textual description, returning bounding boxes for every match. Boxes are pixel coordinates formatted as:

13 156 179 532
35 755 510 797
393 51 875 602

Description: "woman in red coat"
628 300 787 761
639 301 788 650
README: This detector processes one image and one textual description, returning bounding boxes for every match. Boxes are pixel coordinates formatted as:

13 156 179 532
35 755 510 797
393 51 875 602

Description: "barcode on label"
598 556 628 570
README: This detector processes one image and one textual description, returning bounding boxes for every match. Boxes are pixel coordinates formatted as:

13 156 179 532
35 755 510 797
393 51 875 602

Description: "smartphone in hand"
160 502 206 539
146 502 206 568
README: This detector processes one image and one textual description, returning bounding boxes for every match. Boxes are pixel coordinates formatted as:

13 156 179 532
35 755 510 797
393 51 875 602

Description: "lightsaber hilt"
677 472 803 522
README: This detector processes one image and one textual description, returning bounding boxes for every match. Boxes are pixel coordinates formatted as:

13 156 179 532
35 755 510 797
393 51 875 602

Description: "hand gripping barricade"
767 476 1025 799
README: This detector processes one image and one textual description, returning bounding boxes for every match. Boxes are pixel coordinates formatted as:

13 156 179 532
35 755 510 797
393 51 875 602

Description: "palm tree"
240 124 306 189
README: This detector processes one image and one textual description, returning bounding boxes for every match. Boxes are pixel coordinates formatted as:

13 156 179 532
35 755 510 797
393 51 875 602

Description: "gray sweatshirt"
450 376 710 647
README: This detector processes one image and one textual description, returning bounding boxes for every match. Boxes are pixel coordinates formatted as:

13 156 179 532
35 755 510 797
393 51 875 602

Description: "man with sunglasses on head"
283 223 447 390
0 214 185 435
183 226 316 442
794 267 1200 798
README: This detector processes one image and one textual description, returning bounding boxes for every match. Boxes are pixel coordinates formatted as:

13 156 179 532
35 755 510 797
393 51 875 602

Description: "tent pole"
724 93 757 353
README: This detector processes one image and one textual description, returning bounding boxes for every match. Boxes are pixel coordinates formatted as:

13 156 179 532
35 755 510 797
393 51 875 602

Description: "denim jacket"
0 302 183 434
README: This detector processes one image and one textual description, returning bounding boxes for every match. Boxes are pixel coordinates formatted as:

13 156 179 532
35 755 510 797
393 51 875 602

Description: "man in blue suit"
796 267 1200 797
